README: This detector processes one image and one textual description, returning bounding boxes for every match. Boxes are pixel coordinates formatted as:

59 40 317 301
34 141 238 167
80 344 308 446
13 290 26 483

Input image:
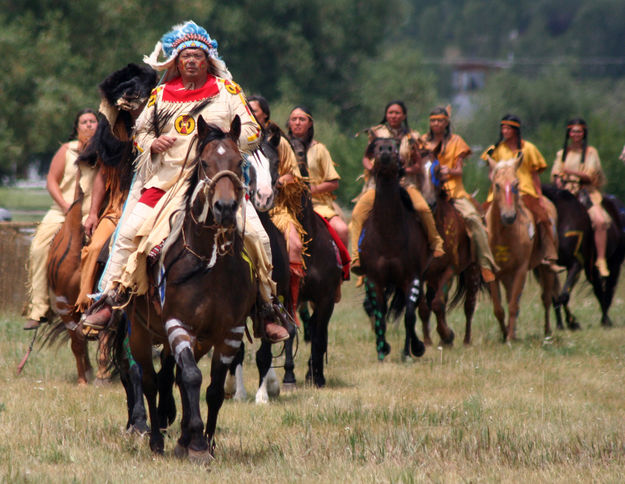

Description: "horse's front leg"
68 326 89 385
129 321 163 453
535 266 555 338
366 281 390 361
282 324 298 391
505 269 528 342
462 265 481 345
204 347 235 458
418 285 434 346
256 340 277 403
403 277 425 360
431 266 456 346
488 280 507 341
306 295 334 387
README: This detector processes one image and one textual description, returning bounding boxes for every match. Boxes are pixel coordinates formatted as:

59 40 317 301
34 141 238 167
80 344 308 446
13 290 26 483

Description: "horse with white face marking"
119 116 258 461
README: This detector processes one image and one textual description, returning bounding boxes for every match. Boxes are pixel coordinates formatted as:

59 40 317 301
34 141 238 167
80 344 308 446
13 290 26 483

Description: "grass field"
0 186 51 222
1 275 625 483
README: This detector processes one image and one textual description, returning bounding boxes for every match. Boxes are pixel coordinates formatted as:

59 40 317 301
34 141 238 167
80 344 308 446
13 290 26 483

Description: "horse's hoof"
94 377 112 387
282 382 297 393
441 329 455 346
127 423 149 437
377 341 391 361
174 443 188 459
601 316 613 328
188 447 214 466
410 340 426 358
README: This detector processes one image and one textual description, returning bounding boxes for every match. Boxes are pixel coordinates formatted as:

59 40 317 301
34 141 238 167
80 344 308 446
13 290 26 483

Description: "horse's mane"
541 183 578 203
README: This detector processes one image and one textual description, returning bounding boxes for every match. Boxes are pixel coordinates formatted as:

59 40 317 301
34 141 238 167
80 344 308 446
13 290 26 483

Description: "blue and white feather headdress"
143 20 232 81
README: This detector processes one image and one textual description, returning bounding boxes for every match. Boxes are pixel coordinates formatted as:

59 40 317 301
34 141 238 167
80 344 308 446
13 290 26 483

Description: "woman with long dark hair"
349 101 444 274
421 106 497 282
481 114 564 273
551 118 611 277
24 109 99 330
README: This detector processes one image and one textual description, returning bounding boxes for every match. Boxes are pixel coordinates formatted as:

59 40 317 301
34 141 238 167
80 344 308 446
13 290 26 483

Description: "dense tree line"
2 0 625 203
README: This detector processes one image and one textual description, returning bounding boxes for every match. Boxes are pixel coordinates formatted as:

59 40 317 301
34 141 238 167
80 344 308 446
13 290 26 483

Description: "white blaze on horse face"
248 149 274 212
217 145 226 155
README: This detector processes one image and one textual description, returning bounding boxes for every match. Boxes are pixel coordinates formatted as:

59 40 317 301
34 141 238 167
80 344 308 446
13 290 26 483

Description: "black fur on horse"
544 184 625 328
288 137 343 386
359 137 428 361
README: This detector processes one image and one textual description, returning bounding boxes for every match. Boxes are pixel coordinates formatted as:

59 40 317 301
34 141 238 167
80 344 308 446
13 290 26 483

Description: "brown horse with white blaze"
485 154 556 341
414 142 482 346
120 116 258 460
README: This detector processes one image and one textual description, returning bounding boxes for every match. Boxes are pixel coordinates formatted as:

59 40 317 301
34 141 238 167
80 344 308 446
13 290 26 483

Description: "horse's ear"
197 115 209 140
229 115 241 142
486 154 497 172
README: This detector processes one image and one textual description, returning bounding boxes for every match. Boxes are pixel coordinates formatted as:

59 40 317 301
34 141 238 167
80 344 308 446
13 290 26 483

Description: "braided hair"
561 118 588 165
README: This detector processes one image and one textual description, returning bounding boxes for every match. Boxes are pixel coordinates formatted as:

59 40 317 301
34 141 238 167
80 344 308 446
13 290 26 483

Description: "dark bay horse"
289 137 343 386
543 185 625 328
117 116 258 460
595 194 625 326
45 180 110 385
485 155 556 341
358 138 428 361
414 145 481 346
542 184 591 330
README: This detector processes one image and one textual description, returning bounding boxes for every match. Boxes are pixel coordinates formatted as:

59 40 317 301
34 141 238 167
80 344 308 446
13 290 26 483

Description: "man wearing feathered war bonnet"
84 21 290 343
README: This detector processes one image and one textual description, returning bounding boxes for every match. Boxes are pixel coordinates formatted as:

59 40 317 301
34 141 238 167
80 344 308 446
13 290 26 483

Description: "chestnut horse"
358 138 428 361
118 116 258 460
414 144 482 345
485 154 556 341
45 180 110 385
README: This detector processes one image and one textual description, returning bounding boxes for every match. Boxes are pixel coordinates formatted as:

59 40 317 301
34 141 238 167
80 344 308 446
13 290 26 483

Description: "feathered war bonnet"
143 20 232 83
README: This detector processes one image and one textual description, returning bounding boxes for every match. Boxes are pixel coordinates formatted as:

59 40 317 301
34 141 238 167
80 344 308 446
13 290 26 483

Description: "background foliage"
2 0 625 203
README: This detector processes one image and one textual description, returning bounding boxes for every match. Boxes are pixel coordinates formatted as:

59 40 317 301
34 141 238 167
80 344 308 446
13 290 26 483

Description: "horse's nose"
501 212 517 225
213 199 238 226
254 189 274 212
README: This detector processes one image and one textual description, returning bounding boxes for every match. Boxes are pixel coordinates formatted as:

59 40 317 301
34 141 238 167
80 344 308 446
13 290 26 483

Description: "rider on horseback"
551 118 611 278
23 109 99 330
286 106 351 299
350 100 445 275
248 95 307 323
420 106 498 283
481 114 565 274
82 21 289 343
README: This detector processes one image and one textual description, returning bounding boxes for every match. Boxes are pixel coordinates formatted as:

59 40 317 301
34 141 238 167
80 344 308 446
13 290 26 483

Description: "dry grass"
1 275 625 483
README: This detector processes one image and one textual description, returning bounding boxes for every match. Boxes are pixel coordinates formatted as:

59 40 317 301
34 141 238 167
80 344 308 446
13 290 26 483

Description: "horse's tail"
448 275 466 311
104 312 129 375
449 267 488 310
39 318 72 349
389 288 406 321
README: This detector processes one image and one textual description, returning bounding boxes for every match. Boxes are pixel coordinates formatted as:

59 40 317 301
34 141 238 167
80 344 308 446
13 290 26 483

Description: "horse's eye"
495 183 500 192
